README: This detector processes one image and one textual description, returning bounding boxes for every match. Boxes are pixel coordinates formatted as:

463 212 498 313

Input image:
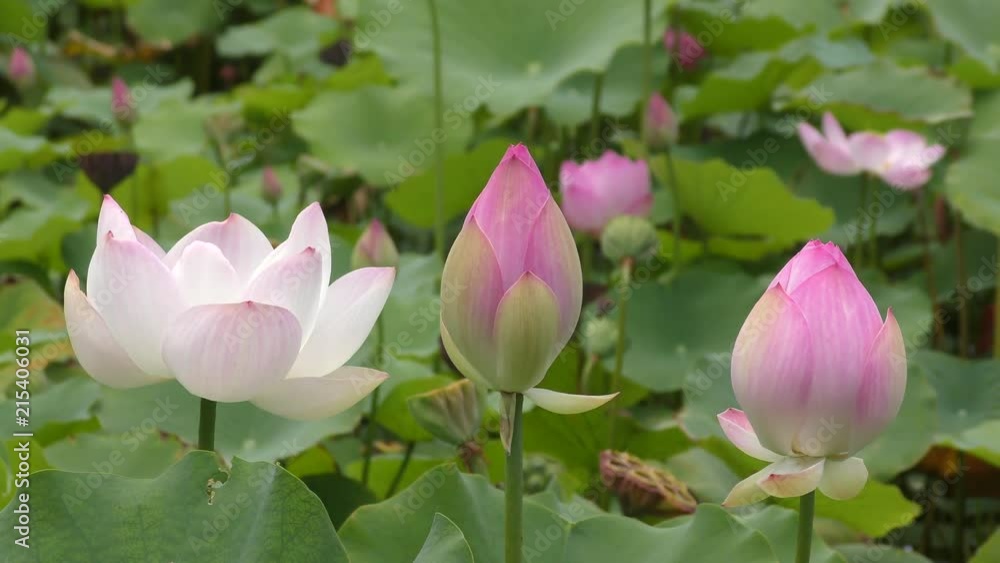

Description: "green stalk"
504 393 524 563
866 175 878 268
663 146 683 272
953 211 968 563
126 126 140 222
994 236 1000 357
639 0 652 143
198 399 217 451
589 74 605 147
854 175 872 266
427 0 446 263
386 441 415 497
795 491 815 563
917 192 942 348
362 317 385 486
608 260 632 448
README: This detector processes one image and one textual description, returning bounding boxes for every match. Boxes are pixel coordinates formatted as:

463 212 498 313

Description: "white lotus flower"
64 195 395 420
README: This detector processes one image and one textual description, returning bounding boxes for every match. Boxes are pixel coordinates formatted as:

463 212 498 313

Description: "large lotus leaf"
0 172 93 267
838 544 934 563
98 380 362 462
293 85 473 185
926 0 1000 72
413 514 475 563
945 91 1000 235
127 0 222 44
217 6 337 58
0 377 99 444
0 452 348 562
355 0 659 120
730 505 845 563
339 464 777 563
972 530 1000 563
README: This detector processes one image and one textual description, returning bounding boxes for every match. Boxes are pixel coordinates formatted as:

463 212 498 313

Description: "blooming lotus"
441 144 616 414
719 241 906 505
850 130 946 190
559 151 653 236
65 196 394 420
645 92 679 148
797 112 862 176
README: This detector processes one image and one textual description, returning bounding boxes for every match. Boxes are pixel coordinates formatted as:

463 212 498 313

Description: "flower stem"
362 317 385 486
954 451 967 563
504 392 524 563
608 259 632 449
386 441 415 497
917 192 942 348
589 73 604 148
426 0 446 264
854 175 872 265
198 398 217 451
795 491 815 563
638 0 652 143
866 175 878 268
664 145 683 272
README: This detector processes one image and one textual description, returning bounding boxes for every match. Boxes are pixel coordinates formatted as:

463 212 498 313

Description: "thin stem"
639 0 652 143
427 0 446 263
664 146 683 272
956 210 969 358
198 399 217 451
954 451 967 563
918 192 942 348
386 441 415 497
994 236 1000 357
362 317 385 486
854 174 872 265
795 491 815 563
126 126 140 222
866 175 879 268
504 393 524 563
589 74 604 147
608 260 632 449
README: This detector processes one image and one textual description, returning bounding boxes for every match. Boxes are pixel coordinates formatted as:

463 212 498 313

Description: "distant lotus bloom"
645 92 679 148
352 219 399 270
559 151 653 236
111 77 136 125
64 196 394 420
8 47 34 85
797 112 862 176
441 144 616 413
663 29 706 70
719 241 906 506
261 166 283 204
850 130 946 190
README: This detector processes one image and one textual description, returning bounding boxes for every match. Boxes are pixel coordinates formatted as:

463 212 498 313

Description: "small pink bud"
8 47 34 86
351 219 399 269
559 151 652 236
261 167 283 204
663 29 706 70
644 92 678 148
111 77 136 125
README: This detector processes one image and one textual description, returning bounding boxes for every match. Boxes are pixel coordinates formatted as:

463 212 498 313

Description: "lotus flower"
559 151 653 236
64 195 395 420
8 47 34 85
441 144 617 414
663 29 706 70
352 219 399 269
797 112 862 176
850 130 946 190
111 77 135 125
645 92 679 148
719 241 906 505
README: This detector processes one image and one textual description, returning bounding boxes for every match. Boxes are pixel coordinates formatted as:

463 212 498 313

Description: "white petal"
133 227 165 259
524 388 618 415
162 301 302 402
717 408 783 462
757 457 825 499
64 271 166 388
245 246 324 340
252 366 388 420
253 203 331 303
819 457 867 500
86 234 184 376
287 267 395 379
171 241 242 307
722 465 773 507
163 214 273 282
96 195 136 247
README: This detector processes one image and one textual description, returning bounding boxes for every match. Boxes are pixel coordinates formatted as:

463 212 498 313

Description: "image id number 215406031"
12 329 32 549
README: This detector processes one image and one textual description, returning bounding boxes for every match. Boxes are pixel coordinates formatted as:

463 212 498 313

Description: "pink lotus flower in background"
8 47 34 85
645 92 679 148
111 77 136 125
663 29 706 70
64 196 395 420
559 151 653 236
797 112 862 176
719 241 906 506
441 144 616 413
352 219 399 269
261 166 283 204
850 130 946 190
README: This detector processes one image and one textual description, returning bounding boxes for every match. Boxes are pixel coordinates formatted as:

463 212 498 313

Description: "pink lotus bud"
798 112 862 176
644 92 678 147
718 241 906 506
441 144 616 414
663 29 706 70
261 166 283 204
559 150 652 236
849 130 945 190
111 77 136 125
351 219 399 269
8 47 34 86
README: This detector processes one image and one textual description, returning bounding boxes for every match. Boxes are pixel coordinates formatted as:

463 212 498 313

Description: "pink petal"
132 227 165 259
287 267 395 379
731 286 814 456
821 112 848 146
524 199 582 345
850 309 907 453
252 366 388 420
757 457 825 498
880 163 931 190
86 235 184 377
162 301 302 402
717 408 782 462
848 132 890 174
467 144 552 289
245 246 325 340
722 465 773 507
164 214 273 282
96 195 137 247
171 241 241 307
770 240 853 294
64 271 165 388
818 457 867 500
